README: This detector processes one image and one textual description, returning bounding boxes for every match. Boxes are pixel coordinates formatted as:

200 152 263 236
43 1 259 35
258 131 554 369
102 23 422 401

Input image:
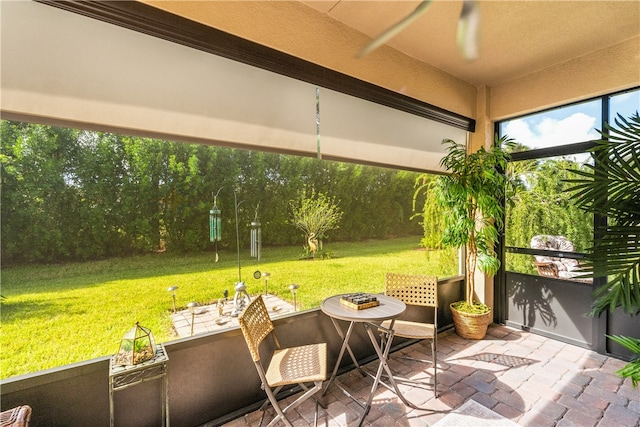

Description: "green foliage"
421 135 514 307
505 157 594 274
0 237 457 377
564 112 640 389
1 121 424 264
451 300 490 315
289 188 343 257
606 335 640 387
565 112 640 316
413 175 446 250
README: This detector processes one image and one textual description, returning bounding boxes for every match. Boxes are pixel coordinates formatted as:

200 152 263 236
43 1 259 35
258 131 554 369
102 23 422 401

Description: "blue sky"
500 89 639 151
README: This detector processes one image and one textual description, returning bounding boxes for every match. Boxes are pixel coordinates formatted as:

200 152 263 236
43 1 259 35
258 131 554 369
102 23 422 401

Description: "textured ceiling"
300 0 640 86
144 1 639 88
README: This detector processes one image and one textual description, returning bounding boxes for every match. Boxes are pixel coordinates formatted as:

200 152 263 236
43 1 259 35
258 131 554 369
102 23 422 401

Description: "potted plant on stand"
428 135 514 339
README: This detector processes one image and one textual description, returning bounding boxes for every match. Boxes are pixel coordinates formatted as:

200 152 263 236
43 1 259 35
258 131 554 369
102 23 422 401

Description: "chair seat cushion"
266 343 327 387
381 320 435 339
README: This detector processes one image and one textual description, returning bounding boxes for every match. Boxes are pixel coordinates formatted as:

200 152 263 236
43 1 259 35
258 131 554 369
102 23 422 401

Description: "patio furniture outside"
531 235 586 280
0 405 31 427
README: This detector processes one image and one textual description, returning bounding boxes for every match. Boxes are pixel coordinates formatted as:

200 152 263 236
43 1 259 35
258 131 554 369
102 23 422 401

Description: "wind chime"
250 205 261 262
209 188 250 316
209 189 223 262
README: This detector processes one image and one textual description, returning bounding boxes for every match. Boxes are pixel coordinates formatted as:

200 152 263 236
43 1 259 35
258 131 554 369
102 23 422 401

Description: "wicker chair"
0 405 31 427
238 296 327 427
534 260 560 278
380 272 438 398
531 235 579 279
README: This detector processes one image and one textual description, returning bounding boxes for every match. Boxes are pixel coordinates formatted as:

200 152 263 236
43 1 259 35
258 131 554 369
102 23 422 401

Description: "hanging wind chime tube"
250 206 261 262
210 189 223 262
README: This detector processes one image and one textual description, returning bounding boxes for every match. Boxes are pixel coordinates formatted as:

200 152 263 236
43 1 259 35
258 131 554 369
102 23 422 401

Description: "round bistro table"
321 294 409 426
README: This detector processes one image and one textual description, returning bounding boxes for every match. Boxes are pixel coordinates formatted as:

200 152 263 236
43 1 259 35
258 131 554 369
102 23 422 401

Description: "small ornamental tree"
431 135 514 312
290 189 343 258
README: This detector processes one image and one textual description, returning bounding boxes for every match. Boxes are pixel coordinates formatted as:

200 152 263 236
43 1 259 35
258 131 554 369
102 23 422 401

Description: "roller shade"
1 1 466 172
320 88 466 171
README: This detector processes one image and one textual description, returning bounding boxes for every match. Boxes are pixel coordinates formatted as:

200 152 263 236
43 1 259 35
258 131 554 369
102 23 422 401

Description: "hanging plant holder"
114 322 157 366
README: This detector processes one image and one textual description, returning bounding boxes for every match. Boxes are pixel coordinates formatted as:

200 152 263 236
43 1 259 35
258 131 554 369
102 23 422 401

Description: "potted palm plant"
427 135 514 339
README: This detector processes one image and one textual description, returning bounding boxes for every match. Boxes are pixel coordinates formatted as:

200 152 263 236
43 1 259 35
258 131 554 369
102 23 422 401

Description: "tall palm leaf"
566 112 640 388
565 112 640 315
606 335 640 387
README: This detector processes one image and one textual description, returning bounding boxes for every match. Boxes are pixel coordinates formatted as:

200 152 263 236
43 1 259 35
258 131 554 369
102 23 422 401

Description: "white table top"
321 294 406 322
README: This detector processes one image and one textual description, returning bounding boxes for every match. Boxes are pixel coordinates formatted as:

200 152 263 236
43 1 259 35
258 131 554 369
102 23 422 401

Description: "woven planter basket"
450 303 492 340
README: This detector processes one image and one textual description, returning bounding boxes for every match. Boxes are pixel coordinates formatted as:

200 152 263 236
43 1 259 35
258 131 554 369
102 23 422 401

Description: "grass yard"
0 237 458 378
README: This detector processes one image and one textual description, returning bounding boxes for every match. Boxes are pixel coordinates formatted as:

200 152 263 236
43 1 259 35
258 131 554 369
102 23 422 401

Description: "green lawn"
0 237 458 378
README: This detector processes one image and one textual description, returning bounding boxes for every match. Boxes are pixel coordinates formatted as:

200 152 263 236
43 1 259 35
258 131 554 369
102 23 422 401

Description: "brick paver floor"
219 324 640 426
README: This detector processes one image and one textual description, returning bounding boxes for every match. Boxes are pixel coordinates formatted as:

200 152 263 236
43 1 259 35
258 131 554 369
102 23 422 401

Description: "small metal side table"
109 344 169 427
321 294 408 427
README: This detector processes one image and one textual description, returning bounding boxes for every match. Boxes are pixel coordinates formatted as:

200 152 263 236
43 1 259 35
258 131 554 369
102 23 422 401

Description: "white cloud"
504 112 598 150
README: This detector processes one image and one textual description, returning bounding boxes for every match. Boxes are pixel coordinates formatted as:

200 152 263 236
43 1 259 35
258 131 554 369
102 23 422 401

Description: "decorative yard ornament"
232 281 251 317
210 188 223 262
114 322 156 366
217 298 224 317
250 205 261 261
253 270 271 294
188 302 199 336
308 232 319 257
289 284 300 312
261 271 271 295
167 286 178 313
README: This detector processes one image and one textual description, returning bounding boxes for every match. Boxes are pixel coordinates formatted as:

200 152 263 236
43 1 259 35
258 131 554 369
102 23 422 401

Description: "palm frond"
565 111 640 315
606 335 640 387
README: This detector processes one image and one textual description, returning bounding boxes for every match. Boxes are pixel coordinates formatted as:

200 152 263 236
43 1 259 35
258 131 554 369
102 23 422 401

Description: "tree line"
1 121 423 264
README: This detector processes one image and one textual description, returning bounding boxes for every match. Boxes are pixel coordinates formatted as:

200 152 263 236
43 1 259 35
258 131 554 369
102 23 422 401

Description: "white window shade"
319 88 467 171
0 1 317 155
1 1 466 172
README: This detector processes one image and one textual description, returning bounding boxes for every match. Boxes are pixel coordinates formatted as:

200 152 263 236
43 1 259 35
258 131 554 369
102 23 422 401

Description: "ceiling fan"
357 0 480 61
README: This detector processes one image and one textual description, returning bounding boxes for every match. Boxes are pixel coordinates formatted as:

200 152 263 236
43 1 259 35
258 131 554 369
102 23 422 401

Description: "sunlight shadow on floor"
450 352 538 368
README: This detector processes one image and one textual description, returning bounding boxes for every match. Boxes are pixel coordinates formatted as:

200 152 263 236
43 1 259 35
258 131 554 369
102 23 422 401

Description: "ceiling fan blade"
356 0 433 58
457 0 480 61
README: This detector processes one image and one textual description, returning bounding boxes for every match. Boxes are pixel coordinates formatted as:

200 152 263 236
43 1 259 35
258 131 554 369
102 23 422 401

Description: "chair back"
238 296 274 362
385 273 438 308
